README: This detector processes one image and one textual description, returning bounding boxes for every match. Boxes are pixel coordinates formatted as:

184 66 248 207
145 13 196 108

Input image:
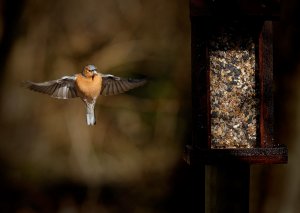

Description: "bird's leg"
84 99 96 125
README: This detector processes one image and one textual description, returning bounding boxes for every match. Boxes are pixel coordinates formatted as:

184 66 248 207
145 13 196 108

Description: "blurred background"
0 0 300 212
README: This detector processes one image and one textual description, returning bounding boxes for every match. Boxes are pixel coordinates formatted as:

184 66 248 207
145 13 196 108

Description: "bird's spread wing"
100 74 147 96
23 76 78 99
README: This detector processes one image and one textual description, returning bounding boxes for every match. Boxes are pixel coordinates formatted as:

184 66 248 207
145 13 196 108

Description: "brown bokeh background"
0 0 300 212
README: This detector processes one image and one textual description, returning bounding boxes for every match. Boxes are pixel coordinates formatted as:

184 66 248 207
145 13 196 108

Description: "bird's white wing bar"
100 74 147 96
23 75 78 99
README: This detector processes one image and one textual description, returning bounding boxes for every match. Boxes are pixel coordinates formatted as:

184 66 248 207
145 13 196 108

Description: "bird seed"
209 31 258 148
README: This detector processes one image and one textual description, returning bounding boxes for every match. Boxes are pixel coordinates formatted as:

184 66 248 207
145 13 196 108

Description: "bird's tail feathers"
86 102 96 125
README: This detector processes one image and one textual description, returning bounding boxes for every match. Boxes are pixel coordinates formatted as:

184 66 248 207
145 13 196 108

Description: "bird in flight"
23 65 147 125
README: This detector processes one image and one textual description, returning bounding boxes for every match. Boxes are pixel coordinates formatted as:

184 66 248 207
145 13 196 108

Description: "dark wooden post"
184 1 288 212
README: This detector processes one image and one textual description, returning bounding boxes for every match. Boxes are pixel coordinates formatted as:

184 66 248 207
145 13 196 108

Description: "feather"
23 76 78 99
100 74 147 96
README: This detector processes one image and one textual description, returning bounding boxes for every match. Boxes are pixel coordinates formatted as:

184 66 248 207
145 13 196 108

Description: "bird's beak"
92 70 98 75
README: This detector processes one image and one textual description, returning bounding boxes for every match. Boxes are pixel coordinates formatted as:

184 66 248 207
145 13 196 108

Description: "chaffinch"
23 65 146 125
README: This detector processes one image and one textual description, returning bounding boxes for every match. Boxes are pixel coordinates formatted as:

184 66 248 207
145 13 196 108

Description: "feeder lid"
191 0 281 19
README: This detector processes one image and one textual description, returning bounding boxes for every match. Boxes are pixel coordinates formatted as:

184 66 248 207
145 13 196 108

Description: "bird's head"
82 64 98 78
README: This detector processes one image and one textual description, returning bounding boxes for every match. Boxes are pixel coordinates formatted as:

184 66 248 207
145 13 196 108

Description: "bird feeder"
185 0 288 164
184 1 288 212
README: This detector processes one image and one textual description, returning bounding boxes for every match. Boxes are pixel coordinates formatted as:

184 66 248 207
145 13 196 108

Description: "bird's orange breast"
75 74 102 100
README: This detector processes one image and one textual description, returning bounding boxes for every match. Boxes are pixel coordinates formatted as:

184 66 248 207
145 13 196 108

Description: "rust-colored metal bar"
259 21 274 147
185 145 288 165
